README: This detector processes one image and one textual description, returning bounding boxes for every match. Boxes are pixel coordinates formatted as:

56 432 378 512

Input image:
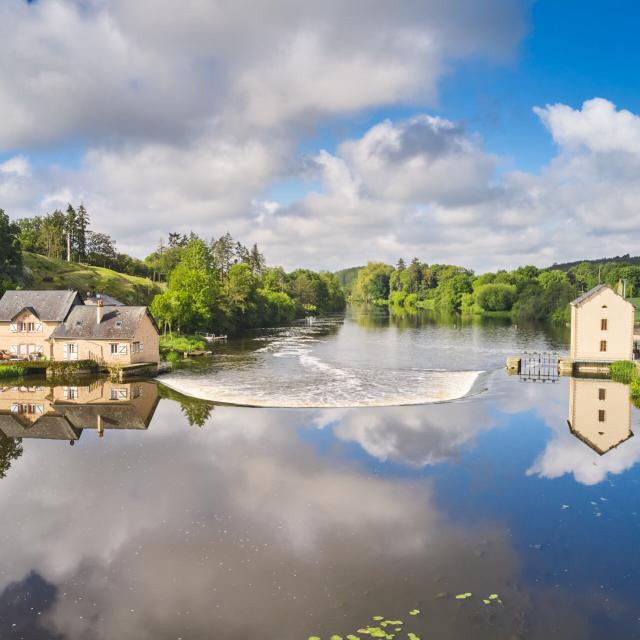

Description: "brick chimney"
96 295 104 324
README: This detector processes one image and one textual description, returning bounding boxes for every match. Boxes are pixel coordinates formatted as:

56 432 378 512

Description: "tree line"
150 234 345 334
352 258 640 323
14 205 152 278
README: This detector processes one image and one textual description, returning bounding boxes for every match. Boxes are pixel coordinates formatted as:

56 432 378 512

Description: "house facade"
0 380 159 441
568 377 632 454
0 290 82 359
0 290 160 365
570 285 635 362
50 302 160 365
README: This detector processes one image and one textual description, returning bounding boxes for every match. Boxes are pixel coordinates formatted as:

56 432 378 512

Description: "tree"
64 204 77 262
75 204 90 261
150 238 221 333
476 283 517 312
40 210 66 259
212 233 235 275
0 432 22 480
0 210 21 296
249 243 265 276
16 217 44 253
352 262 394 303
86 232 117 268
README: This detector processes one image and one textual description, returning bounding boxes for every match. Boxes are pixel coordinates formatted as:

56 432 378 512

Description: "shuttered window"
600 340 607 352
601 318 608 330
598 388 606 400
598 409 606 422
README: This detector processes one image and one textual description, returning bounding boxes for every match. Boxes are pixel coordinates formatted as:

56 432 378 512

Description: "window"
600 340 607 352
601 318 608 330
598 388 606 400
63 386 78 400
110 343 118 354
132 342 144 353
118 344 128 355
110 388 127 400
115 320 123 328
598 409 606 423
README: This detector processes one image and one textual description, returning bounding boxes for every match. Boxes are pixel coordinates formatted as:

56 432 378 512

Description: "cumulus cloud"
3 3 640 272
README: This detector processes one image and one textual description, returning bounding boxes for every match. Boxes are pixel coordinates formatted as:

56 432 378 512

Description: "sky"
1 0 640 272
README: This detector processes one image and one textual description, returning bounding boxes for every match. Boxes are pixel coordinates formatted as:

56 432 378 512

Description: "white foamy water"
158 315 498 408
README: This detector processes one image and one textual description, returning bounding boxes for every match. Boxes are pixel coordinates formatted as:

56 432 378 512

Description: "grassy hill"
548 254 640 271
18 252 163 305
334 266 363 295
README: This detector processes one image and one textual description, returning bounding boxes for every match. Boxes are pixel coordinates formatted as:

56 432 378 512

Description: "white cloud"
534 97 640 155
0 401 525 639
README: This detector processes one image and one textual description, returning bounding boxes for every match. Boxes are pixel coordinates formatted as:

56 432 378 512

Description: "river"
0 307 638 639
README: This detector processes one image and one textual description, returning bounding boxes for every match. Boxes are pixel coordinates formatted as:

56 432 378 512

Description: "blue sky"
1 0 640 270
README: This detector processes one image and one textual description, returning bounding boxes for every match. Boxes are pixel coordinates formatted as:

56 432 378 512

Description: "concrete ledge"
506 356 521 374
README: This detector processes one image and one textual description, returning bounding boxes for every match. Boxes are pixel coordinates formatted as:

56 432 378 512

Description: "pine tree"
64 204 77 262
75 203 90 262
249 243 265 276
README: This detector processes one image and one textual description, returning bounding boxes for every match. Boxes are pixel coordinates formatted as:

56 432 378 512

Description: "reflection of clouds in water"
515 379 640 486
0 401 528 640
321 401 499 467
527 421 640 486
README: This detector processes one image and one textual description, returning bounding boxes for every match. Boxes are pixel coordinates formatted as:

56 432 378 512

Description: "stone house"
0 290 82 359
0 290 159 365
50 302 160 365
570 284 635 362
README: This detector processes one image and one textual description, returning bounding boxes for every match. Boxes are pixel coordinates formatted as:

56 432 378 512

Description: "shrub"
610 360 637 384
476 283 517 312
159 334 207 354
0 364 24 380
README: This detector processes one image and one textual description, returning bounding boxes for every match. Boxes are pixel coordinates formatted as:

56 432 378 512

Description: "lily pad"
408 609 420 615
455 592 473 600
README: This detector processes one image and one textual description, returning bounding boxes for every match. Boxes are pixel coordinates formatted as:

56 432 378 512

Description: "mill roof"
51 305 156 340
0 290 81 322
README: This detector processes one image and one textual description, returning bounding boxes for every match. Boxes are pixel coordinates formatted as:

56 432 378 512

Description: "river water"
0 308 639 639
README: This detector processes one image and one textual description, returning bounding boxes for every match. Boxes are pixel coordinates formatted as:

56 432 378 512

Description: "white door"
64 344 78 361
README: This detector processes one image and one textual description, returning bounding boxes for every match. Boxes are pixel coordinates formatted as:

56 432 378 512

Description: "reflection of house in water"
0 381 159 442
568 377 633 454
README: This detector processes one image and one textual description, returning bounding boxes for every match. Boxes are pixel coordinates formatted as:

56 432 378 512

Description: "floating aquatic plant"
455 592 472 600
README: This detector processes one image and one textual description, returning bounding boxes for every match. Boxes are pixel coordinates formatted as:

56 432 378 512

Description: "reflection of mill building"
0 381 159 442
568 377 633 454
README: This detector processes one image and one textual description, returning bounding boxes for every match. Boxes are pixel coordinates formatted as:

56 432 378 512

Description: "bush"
476 283 517 312
610 360 637 384
0 364 24 380
160 334 208 354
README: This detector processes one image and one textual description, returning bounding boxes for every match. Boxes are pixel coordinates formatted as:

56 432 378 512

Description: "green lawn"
19 252 163 305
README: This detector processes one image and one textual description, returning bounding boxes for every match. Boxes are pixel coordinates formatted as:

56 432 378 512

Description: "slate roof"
0 413 82 440
83 294 124 306
0 290 81 322
50 305 154 340
57 403 155 430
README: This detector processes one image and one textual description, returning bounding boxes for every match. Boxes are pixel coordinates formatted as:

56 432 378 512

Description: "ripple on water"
159 318 490 408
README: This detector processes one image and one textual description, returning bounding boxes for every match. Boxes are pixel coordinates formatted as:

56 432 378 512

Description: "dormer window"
115 320 123 328
75 320 83 327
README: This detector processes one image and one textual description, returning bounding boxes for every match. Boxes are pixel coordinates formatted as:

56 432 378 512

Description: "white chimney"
96 295 104 324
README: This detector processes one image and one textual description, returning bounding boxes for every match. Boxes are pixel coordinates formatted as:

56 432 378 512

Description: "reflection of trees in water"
159 385 215 427
0 432 22 480
352 303 570 345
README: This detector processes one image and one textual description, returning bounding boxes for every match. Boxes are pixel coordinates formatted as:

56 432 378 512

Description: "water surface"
1 311 638 640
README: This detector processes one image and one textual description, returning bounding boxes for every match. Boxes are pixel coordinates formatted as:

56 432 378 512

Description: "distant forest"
345 257 640 324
